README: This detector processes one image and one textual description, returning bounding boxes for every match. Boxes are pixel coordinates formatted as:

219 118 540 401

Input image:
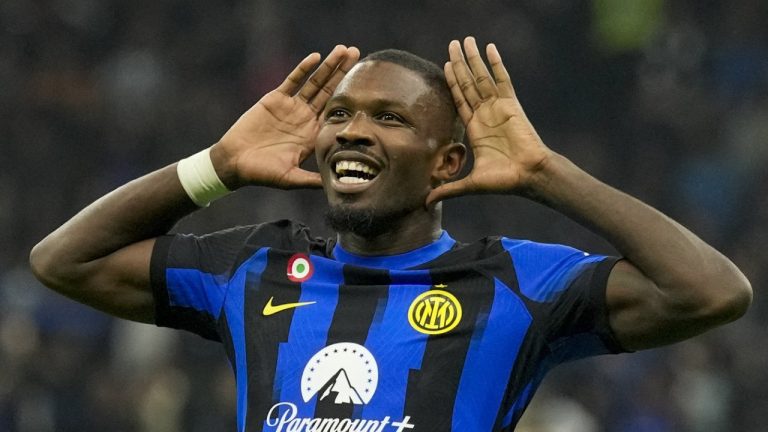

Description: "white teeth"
338 176 371 184
333 160 380 177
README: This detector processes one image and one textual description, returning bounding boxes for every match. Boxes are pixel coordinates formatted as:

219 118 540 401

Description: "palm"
224 92 322 188
462 99 548 192
215 46 360 190
427 38 551 204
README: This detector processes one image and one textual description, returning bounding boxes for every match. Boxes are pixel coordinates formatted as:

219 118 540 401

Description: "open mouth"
334 160 380 184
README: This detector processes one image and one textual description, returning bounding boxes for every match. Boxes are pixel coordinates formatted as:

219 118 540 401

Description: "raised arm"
430 37 752 351
29 45 360 323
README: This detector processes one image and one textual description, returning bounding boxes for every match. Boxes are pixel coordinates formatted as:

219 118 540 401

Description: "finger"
444 62 473 124
297 45 349 104
486 43 515 99
463 36 496 100
276 52 322 96
425 177 475 206
283 168 323 189
307 46 360 112
448 39 483 110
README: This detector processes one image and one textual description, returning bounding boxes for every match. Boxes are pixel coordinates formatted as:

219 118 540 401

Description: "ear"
431 142 467 183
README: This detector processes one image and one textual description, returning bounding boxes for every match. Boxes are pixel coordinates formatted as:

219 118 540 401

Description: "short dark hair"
360 49 464 143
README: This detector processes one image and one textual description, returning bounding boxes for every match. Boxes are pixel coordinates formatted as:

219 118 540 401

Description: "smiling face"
315 60 464 237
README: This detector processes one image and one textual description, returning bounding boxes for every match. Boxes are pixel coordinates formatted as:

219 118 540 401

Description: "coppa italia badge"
287 254 314 282
408 286 462 335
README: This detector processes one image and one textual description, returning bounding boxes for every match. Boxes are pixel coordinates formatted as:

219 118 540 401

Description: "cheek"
314 126 337 159
393 149 435 185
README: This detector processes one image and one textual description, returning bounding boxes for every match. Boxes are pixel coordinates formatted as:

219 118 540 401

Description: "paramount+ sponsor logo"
265 403 414 432
407 286 462 335
265 343 414 432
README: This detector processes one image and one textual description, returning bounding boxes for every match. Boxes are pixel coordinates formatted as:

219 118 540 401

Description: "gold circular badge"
408 289 462 335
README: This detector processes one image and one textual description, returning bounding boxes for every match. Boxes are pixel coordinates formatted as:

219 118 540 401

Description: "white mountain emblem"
301 342 378 404
319 369 364 404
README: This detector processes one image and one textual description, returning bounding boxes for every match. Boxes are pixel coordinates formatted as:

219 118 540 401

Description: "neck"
336 204 443 256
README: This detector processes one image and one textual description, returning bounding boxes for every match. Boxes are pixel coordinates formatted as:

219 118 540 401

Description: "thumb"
426 177 474 206
282 168 323 189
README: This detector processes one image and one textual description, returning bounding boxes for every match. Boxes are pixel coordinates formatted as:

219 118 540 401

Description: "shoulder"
231 220 328 251
432 235 613 293
421 235 509 267
189 220 330 251
427 235 588 266
158 220 334 270
498 237 598 264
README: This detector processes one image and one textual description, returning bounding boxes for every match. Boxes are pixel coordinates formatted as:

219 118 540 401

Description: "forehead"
330 61 433 108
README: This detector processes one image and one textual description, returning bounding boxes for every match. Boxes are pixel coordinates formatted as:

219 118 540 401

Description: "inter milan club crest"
287 253 314 282
408 285 462 335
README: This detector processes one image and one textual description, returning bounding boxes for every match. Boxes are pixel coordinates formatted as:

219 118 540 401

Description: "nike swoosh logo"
262 296 316 316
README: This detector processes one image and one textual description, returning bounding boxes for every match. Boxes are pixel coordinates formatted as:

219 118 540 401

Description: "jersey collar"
332 231 456 270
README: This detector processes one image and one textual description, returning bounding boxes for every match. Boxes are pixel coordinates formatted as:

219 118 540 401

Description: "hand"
427 37 553 205
212 45 360 190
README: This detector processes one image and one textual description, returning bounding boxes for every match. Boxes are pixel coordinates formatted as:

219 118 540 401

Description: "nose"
336 112 374 147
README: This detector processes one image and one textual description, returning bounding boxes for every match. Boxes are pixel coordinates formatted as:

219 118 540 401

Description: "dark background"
1 0 767 430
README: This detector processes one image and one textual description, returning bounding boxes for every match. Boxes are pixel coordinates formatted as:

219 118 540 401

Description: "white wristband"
177 147 231 207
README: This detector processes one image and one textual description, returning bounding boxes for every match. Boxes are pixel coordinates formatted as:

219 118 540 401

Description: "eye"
377 112 404 123
325 108 349 122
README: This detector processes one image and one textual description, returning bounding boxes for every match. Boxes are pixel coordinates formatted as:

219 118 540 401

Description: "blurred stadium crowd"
1 0 767 431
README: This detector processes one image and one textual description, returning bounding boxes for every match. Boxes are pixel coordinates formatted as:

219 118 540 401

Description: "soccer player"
30 38 751 431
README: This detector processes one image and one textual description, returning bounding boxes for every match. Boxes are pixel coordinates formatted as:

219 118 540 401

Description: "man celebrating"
30 38 751 431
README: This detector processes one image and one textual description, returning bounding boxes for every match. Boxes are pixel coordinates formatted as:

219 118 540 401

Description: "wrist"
177 147 232 207
520 151 569 202
209 142 243 190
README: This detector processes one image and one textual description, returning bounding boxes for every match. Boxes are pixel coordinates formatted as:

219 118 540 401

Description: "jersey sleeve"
501 238 626 362
150 225 258 341
150 220 329 341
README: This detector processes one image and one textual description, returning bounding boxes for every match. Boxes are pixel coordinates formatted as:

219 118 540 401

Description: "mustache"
326 143 379 160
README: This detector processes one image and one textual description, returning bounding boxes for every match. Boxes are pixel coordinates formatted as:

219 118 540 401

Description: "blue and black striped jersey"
151 220 625 431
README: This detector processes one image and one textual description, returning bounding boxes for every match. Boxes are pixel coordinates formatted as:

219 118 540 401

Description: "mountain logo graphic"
318 369 364 404
301 343 378 404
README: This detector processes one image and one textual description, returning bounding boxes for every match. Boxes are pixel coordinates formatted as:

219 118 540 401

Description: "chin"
324 203 411 238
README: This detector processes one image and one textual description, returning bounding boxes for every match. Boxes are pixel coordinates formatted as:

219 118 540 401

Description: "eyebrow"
325 94 410 111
